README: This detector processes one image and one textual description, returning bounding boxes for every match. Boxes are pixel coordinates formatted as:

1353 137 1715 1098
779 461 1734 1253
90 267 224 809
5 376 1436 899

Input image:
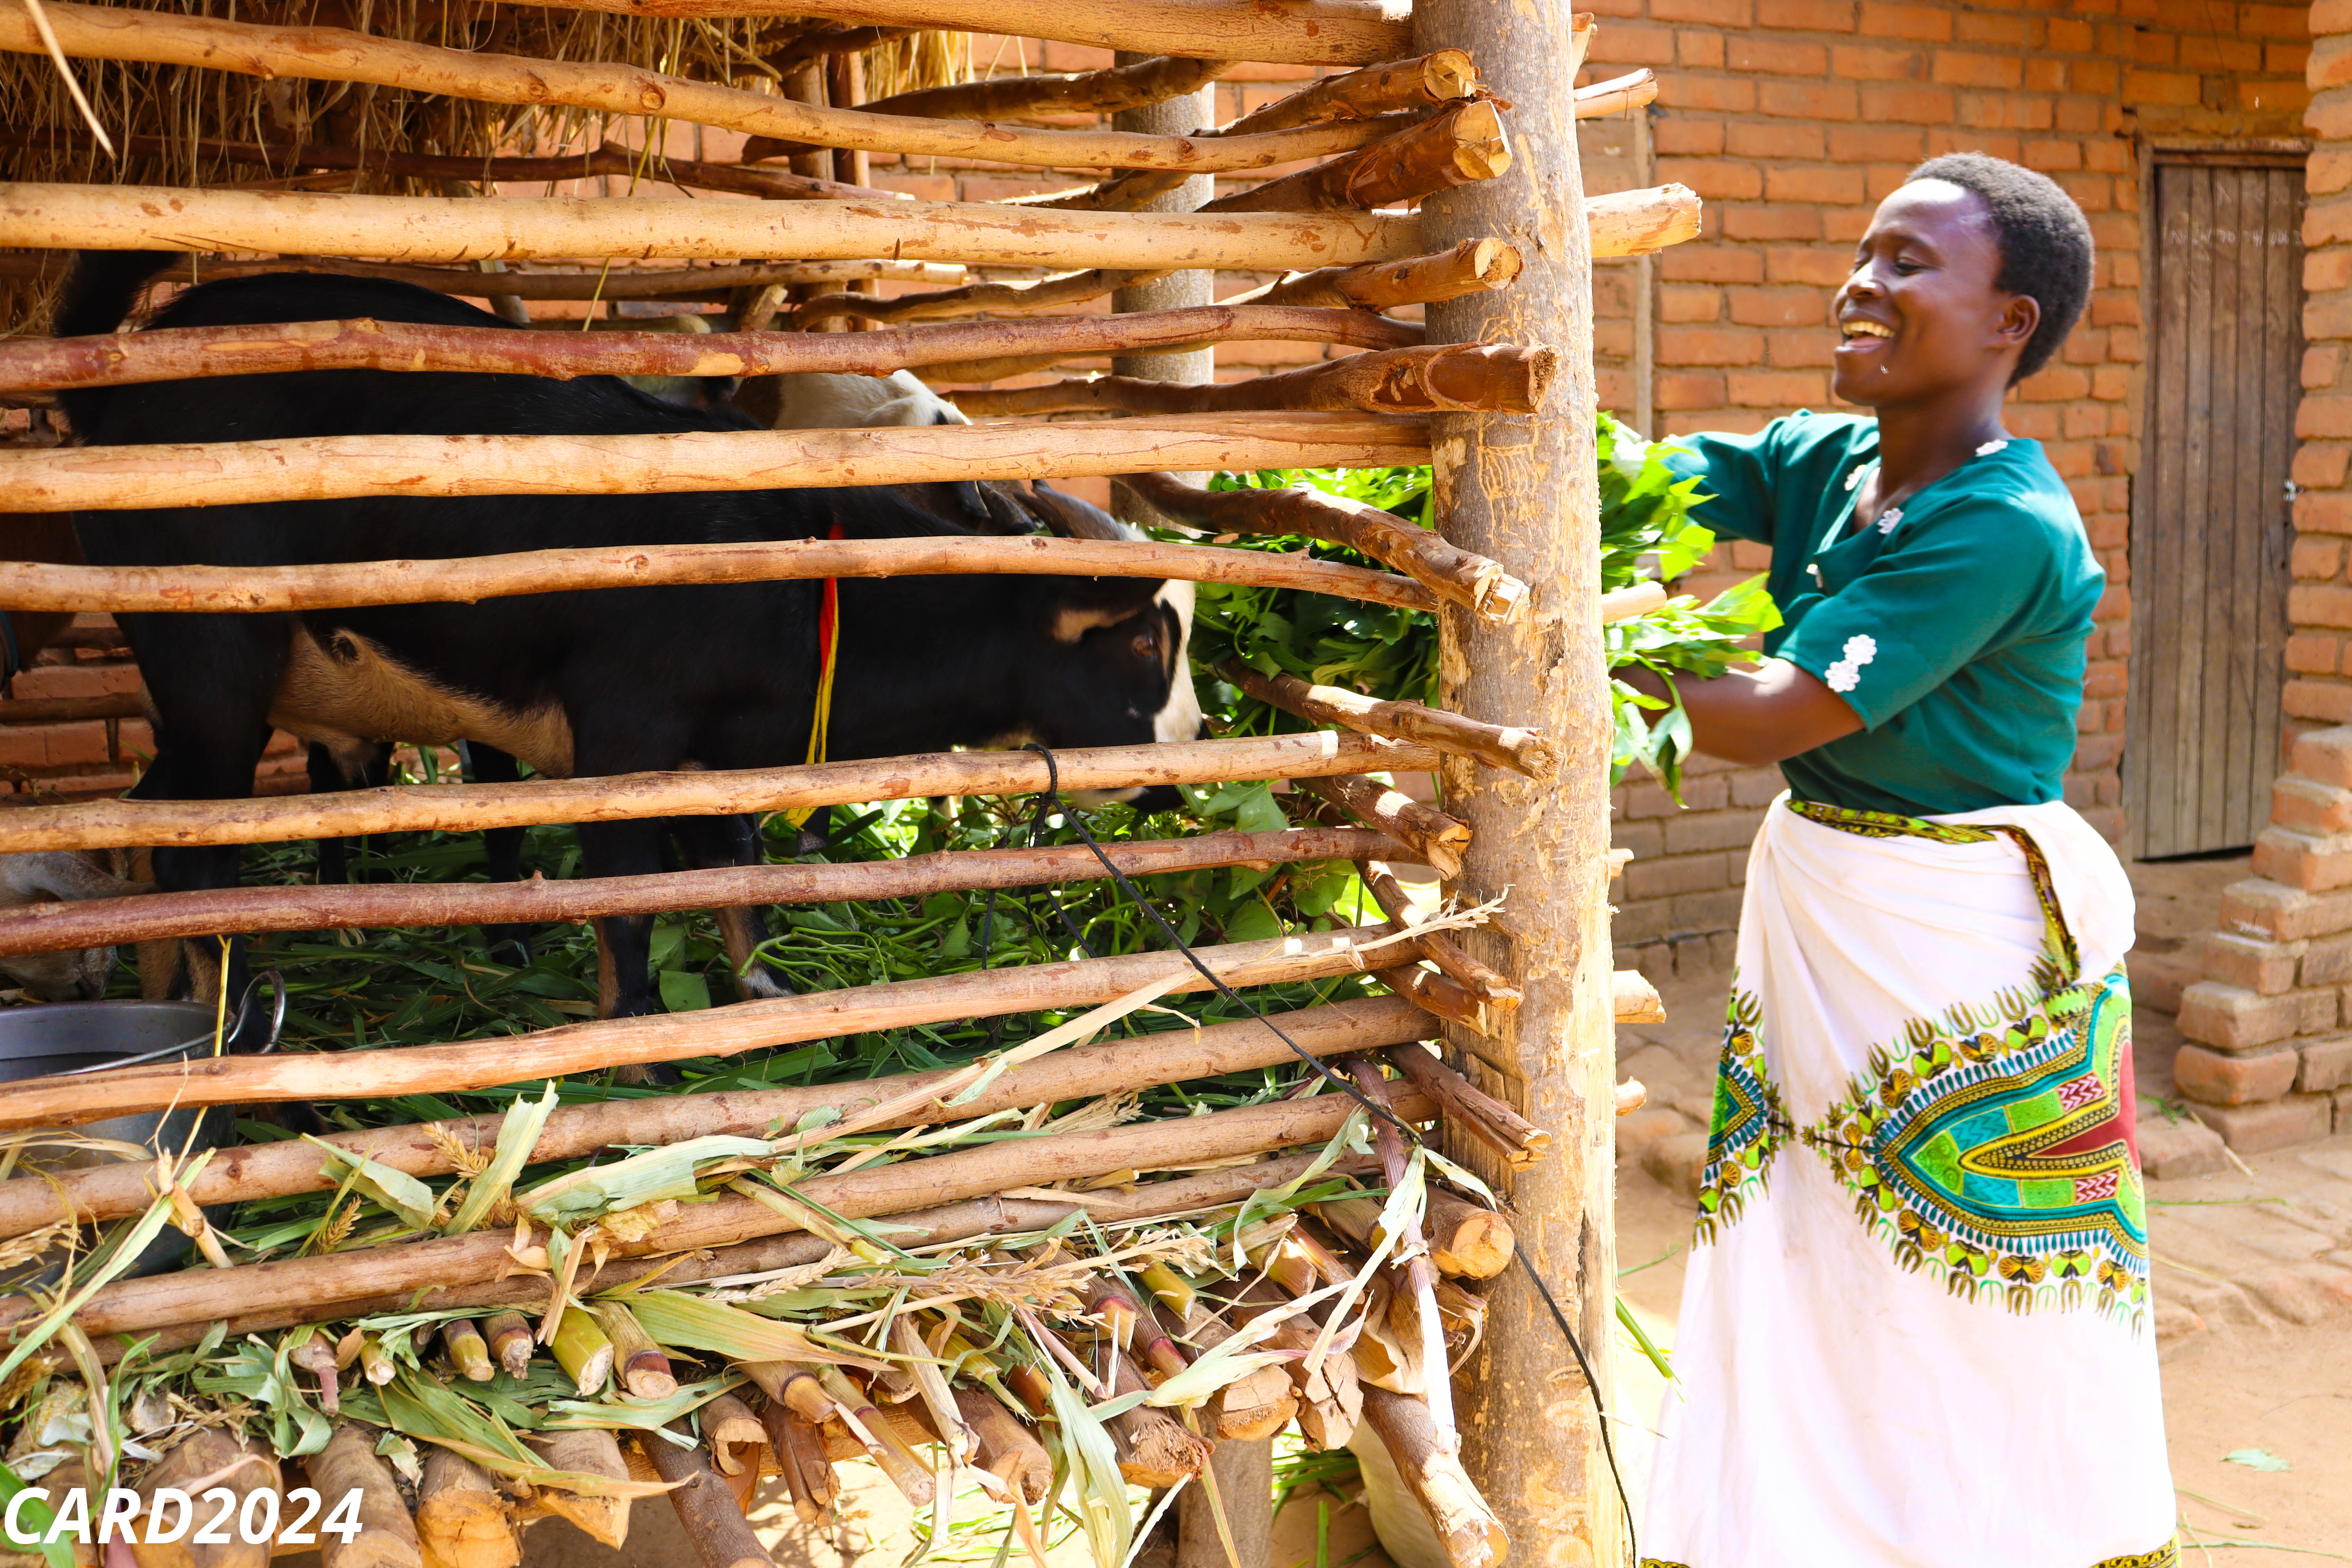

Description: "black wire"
1020 742 1638 1564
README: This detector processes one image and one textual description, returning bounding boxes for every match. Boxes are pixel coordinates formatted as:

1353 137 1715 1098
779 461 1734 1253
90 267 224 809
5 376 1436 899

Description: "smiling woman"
1624 158 2185 1568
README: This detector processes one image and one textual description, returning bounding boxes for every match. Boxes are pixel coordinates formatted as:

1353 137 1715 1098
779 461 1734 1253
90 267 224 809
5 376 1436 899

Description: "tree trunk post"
1410 5 1620 1568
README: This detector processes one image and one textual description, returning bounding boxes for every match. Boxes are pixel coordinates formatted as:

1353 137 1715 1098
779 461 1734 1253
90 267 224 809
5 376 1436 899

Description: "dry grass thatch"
0 2 967 336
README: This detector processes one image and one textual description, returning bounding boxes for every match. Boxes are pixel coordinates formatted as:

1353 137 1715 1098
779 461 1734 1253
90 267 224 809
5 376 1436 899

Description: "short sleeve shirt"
1661 411 2104 817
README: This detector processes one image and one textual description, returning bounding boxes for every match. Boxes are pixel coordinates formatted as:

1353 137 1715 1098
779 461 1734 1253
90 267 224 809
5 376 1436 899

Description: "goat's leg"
671 813 793 1001
460 741 534 965
308 740 390 885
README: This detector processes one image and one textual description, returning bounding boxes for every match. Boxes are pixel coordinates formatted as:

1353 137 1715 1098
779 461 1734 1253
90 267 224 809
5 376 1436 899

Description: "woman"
1626 155 2176 1567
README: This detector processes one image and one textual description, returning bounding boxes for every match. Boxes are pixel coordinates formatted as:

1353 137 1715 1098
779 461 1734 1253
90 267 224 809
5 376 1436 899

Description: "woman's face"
1830 179 2038 408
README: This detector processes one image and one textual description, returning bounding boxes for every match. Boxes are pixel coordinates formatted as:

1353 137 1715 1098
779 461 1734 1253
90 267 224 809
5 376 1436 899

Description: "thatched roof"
1 1 965 335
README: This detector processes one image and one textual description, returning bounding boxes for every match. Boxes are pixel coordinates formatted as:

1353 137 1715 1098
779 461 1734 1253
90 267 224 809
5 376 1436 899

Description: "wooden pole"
0 183 1416 271
795 263 1174 326
0 254 973 300
0 1088 1435 1339
0 996 1428 1233
1213 659 1555 778
0 732 1439 855
1219 51 1481 136
1412 2 1621 1562
0 303 1423 394
864 54 1234 120
1582 184 1702 260
513 0 1412 66
86 1151 1381 1363
0 922 1411 1127
1206 100 1508 214
0 5 1395 173
1225 239 1521 312
1112 470 1528 623
944 343 1554 418
0 535 1428 618
0 410 1430 514
1573 70 1659 120
1292 774 1472 879
0 825 1397 958
646 1426 778 1568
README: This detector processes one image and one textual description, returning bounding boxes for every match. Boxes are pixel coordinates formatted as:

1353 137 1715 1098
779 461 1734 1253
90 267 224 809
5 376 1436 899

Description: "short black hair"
1905 152 2095 383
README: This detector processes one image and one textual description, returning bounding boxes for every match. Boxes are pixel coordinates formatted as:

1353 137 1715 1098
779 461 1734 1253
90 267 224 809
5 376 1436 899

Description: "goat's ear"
1028 481 1135 542
1045 575 1163 643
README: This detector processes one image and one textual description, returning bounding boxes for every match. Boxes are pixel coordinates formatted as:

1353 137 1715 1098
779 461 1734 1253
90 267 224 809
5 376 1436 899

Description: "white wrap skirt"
1637 795 2176 1568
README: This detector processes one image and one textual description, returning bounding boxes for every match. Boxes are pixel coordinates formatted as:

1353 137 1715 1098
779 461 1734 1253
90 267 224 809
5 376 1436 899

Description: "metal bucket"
0 980 281 1281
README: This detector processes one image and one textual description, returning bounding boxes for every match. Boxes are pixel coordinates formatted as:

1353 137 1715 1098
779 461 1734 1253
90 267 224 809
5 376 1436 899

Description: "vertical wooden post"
1111 68 1217 391
1410 5 1620 1567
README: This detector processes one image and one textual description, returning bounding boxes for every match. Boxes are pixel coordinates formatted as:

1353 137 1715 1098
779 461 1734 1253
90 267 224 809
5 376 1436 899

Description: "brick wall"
1575 0 2312 980
2164 0 2352 1151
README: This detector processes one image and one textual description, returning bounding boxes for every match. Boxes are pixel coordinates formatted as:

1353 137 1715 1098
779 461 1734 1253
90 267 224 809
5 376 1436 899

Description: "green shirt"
1662 411 2103 817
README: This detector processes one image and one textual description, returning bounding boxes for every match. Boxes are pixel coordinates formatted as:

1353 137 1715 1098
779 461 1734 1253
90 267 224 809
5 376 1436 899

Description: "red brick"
1651 0 1750 18
1859 83 1956 123
1662 247 1765 284
1764 327 1837 368
2200 932 2307 996
1759 80 1860 118
1827 125 1927 164
2254 824 2352 892
2046 17 2095 53
2295 537 2347 581
1666 76 1759 115
1731 36 1828 74
2244 1 2312 36
1659 285 1722 323
1652 119 1726 157
1728 368 1829 406
2305 343 2345 391
2296 443 2352 492
1622 853 1728 899
2301 1035 2352 1093
1660 324 1767 366
1659 157 1764 201
2292 727 2352 791
2178 34 2263 73
2178 980 2307 1050
2175 1044 2303 1107
1757 0 1854 25
1721 287 1824 328
1857 0 1951 40
1931 51 2024 89
2122 68 2201 106
2288 635 2343 677
2304 932 2352 987
2298 583 2352 629
2287 680 2352 726
1655 371 1729 410
1767 165 1868 204
2299 490 2352 536
1724 207 1825 241
2189 1094 2336 1154
1765 245 1855 286
1678 29 1727 69
1726 121 1827 159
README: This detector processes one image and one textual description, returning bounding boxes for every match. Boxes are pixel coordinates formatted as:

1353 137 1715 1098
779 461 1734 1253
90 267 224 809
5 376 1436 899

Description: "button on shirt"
1661 411 2105 818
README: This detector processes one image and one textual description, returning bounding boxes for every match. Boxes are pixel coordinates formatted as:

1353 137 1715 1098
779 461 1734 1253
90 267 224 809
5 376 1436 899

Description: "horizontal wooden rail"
1217 660 1554 779
860 53 1235 121
0 995 1427 1231
1116 470 1525 624
0 129 900 203
0 1088 1434 1341
523 0 1414 66
0 254 975 300
0 183 1417 272
0 825 1397 956
1227 239 1519 312
0 305 1419 395
0 537 1431 618
0 731 1442 854
1574 69 1658 119
0 922 1410 1129
0 691 145 725
1585 185 1703 260
0 410 1429 514
945 344 1550 419
0 4 1393 172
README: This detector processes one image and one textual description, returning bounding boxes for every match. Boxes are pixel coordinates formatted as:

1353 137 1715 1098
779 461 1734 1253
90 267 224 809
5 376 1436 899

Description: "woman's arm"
1618 659 1862 766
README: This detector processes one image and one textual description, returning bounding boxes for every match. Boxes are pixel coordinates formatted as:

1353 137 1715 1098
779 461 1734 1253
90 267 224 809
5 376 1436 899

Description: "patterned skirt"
1636 796 2177 1568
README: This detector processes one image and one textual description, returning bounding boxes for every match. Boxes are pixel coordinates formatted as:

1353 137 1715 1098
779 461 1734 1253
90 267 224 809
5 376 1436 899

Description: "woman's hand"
1618 658 1863 766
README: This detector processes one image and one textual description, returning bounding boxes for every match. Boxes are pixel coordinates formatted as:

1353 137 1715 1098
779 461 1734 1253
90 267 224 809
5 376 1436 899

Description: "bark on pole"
1411 4 1621 1566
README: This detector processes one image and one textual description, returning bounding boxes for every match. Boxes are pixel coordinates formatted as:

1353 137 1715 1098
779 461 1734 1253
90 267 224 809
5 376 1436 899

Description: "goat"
55 253 1198 1025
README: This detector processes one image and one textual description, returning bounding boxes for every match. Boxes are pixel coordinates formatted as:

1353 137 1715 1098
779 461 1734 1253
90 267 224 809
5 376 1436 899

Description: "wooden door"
2125 156 2303 860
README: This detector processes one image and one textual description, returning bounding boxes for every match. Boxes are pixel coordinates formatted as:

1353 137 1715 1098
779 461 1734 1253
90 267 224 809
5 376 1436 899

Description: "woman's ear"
1995 292 2041 354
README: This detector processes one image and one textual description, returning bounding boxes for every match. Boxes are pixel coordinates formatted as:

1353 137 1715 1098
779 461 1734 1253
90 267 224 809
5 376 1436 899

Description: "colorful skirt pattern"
1636 797 2177 1568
